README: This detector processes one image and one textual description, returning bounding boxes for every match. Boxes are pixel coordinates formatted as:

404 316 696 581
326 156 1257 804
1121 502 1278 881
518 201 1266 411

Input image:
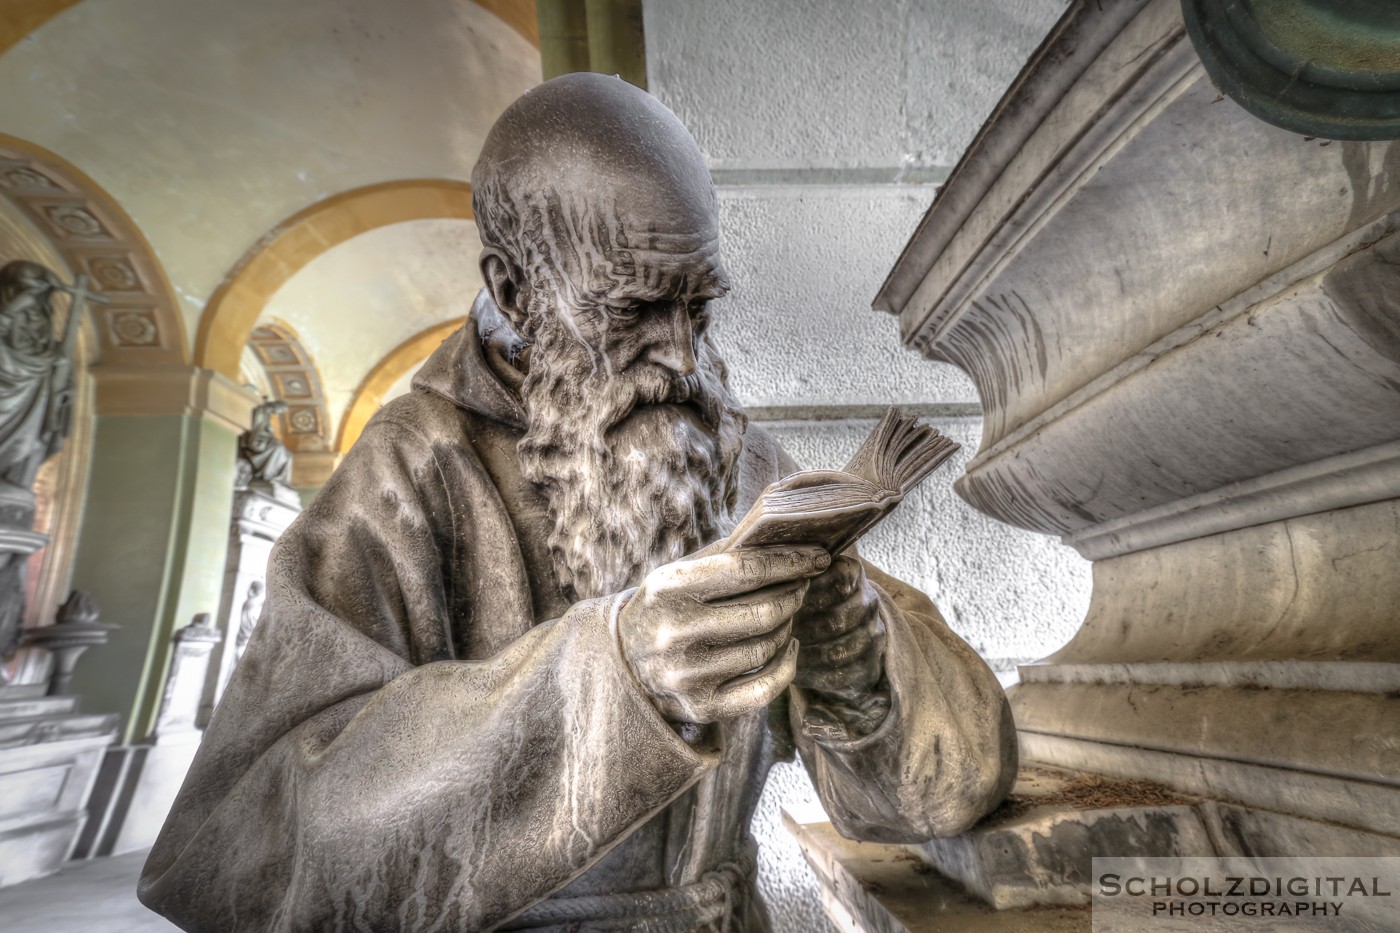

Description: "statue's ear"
480 249 527 331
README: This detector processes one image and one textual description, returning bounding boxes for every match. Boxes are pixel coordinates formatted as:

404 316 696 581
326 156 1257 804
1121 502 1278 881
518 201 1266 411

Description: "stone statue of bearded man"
141 74 1015 933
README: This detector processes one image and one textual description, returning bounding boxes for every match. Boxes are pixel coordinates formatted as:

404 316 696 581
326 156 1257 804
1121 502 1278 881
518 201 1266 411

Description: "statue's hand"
791 555 886 700
618 545 829 724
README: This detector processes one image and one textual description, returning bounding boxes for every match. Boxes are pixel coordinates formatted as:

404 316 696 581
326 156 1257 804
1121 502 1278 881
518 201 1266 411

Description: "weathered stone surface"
140 74 1016 933
913 768 1213 909
876 0 1400 840
787 815 1091 933
0 724 115 886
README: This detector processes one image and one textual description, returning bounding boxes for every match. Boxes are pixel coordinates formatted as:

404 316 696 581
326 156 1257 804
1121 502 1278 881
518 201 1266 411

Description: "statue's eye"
606 302 642 323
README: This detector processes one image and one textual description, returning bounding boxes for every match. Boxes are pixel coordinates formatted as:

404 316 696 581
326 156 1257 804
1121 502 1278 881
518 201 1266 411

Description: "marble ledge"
784 814 1090 933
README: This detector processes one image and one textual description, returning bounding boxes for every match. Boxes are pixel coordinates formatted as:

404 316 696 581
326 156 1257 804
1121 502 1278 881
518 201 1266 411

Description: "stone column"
876 0 1400 848
201 483 300 724
66 364 256 744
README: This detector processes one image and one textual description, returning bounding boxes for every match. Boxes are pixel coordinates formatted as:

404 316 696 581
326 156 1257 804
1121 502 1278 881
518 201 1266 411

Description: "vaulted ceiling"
0 0 541 456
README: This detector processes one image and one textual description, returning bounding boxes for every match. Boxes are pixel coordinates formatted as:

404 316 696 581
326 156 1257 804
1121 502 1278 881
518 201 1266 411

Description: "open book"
724 407 960 555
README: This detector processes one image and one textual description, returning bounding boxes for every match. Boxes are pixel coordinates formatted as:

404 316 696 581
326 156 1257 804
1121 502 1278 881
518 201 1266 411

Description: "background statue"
236 398 291 487
0 260 103 659
232 579 264 662
0 260 99 492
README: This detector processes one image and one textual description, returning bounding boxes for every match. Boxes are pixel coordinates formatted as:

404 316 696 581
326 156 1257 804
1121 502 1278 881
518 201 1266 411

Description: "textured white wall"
645 2 1089 930
648 0 1067 172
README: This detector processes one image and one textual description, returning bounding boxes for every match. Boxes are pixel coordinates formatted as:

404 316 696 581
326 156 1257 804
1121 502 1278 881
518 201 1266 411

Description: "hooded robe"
139 319 1014 932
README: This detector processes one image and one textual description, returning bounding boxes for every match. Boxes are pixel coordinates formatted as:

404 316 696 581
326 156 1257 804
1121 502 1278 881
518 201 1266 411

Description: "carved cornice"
91 365 259 434
873 0 1159 325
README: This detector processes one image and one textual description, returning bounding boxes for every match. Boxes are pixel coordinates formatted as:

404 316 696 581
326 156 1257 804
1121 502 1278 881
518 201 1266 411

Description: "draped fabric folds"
140 324 1014 932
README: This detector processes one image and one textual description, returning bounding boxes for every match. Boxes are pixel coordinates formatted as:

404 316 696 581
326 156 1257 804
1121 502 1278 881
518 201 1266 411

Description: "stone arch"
195 180 475 381
0 133 189 675
337 318 465 455
243 321 332 455
0 0 83 56
0 134 188 365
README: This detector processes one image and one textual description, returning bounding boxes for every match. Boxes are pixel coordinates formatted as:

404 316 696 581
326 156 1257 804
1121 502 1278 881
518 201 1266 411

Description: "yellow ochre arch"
336 318 466 455
195 179 475 380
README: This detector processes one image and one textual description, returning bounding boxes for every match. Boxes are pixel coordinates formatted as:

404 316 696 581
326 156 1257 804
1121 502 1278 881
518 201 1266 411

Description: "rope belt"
504 858 752 932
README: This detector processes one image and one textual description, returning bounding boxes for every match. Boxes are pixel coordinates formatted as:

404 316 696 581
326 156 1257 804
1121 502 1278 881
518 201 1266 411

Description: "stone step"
0 713 119 749
0 684 49 700
785 814 1090 933
0 694 79 723
911 766 1214 909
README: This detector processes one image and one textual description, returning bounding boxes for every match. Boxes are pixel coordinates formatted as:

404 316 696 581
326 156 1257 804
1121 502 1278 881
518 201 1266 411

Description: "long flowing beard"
517 313 746 601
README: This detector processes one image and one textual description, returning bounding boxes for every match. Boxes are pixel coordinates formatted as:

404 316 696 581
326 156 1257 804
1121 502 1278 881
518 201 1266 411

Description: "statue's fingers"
797 621 872 670
708 639 799 720
694 618 793 680
798 556 863 613
657 545 828 602
697 578 808 643
793 588 875 642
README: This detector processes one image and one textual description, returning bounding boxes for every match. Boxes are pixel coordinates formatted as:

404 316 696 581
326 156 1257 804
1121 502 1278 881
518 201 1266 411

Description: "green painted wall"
69 412 239 743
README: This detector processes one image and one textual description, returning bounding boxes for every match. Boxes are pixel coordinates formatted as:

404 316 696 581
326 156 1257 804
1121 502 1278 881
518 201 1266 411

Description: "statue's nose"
645 305 698 377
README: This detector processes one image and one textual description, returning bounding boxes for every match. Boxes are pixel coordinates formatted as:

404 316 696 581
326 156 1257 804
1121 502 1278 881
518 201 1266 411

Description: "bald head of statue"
472 73 729 341
469 74 746 603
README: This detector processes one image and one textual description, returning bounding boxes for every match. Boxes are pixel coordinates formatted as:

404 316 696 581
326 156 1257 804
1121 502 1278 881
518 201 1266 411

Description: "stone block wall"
644 2 1090 929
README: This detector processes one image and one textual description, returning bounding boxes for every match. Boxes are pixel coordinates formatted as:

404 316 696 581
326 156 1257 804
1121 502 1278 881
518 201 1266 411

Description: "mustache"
615 369 727 431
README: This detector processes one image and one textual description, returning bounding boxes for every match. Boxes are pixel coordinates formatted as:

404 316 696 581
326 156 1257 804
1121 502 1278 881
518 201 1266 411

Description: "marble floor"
0 851 176 932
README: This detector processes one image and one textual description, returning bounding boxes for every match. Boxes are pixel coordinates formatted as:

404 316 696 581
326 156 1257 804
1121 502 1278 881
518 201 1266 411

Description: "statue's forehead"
526 187 727 298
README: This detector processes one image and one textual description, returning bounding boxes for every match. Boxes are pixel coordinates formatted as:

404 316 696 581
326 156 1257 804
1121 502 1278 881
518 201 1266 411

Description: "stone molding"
875 0 1160 323
91 364 259 434
1019 660 1400 694
1061 438 1400 560
1019 732 1400 840
0 135 187 366
963 209 1400 479
876 0 1400 841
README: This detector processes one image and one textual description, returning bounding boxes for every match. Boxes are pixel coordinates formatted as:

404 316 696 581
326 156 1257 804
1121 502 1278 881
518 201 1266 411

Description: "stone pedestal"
0 683 118 886
75 614 222 860
0 486 46 660
790 766 1400 929
200 483 300 725
786 815 1090 933
876 0 1399 846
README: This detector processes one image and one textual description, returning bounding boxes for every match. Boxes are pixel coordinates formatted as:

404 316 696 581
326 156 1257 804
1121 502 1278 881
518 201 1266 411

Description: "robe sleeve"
139 408 718 933
769 442 1017 842
790 565 1018 841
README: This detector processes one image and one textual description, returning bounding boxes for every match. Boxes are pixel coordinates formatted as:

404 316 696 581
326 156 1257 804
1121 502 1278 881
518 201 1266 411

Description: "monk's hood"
411 310 528 431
